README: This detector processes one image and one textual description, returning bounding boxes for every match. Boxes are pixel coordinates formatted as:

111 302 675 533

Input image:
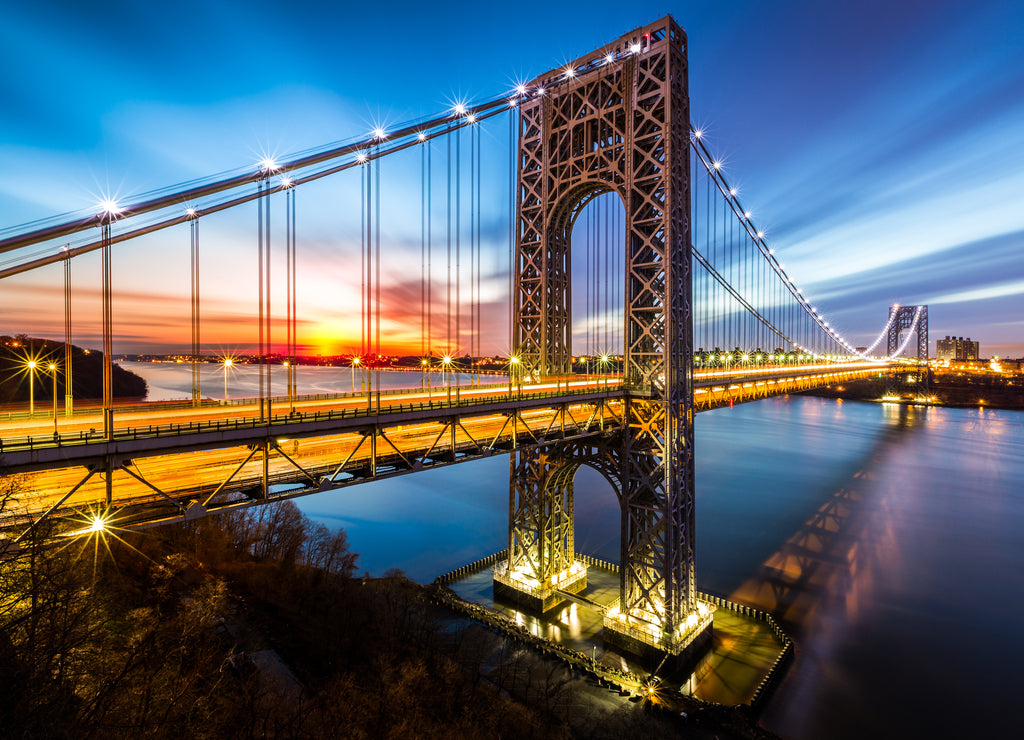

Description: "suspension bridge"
0 17 928 662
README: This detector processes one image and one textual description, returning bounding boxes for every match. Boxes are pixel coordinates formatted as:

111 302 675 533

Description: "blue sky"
1 0 1022 356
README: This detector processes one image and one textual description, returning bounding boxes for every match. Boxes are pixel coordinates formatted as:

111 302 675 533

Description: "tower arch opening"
565 188 626 372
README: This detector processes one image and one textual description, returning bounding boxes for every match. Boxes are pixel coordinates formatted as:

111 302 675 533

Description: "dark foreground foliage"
0 479 767 739
0 485 568 739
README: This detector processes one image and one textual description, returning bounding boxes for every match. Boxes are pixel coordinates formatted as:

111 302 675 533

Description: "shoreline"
800 376 1024 412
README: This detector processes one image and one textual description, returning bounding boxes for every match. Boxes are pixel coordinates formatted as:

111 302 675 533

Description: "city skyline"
1 0 1022 356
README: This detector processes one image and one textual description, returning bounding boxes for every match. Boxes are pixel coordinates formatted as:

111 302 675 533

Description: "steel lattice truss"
509 16 697 636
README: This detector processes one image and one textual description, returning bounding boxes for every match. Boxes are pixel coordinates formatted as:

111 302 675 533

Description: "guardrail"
0 383 623 453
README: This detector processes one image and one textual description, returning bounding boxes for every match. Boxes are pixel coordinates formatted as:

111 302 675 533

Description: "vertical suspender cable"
63 248 73 415
455 124 461 362
264 181 272 417
292 187 297 405
421 140 426 358
266 179 274 417
586 200 591 357
469 125 475 363
375 145 381 396
257 179 265 420
285 192 292 406
476 122 482 371
366 159 370 362
292 187 297 401
190 214 200 406
428 139 433 358
598 193 606 354
508 108 515 355
447 127 452 353
101 217 112 440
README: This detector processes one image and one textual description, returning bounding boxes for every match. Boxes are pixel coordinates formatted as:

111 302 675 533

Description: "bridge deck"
0 363 885 535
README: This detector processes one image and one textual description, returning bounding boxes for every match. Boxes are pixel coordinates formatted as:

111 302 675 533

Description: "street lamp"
222 358 233 402
26 360 37 415
352 356 360 392
441 355 453 402
48 363 58 435
509 355 521 395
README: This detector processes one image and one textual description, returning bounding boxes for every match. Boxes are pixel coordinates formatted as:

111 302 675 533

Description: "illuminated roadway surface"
0 362 886 529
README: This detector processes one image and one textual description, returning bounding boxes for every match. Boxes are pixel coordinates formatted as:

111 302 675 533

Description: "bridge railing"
0 382 623 453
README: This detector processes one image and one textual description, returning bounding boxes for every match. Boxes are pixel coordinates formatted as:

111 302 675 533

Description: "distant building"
936 335 980 361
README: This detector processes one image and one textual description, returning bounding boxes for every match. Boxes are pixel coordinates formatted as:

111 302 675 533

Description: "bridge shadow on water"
726 403 923 623
712 402 926 720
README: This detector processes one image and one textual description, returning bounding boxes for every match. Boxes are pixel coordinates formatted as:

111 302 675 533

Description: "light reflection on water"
122 360 1024 738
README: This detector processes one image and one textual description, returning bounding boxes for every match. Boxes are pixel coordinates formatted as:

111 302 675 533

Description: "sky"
1 0 1022 357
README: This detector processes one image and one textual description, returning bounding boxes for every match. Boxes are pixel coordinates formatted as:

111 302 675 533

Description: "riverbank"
800 375 1024 410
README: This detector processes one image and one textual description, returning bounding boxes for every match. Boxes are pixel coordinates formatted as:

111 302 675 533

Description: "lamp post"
49 363 58 435
283 360 293 413
222 358 233 403
26 360 37 415
442 355 453 403
352 356 360 393
509 355 520 396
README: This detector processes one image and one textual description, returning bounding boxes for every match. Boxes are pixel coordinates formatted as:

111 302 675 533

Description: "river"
123 362 1024 738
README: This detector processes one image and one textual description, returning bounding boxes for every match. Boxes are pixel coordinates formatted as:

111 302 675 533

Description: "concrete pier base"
602 602 715 671
492 560 588 613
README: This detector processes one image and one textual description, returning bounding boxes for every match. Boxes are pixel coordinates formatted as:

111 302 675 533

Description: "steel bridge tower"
495 16 712 662
885 304 930 399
